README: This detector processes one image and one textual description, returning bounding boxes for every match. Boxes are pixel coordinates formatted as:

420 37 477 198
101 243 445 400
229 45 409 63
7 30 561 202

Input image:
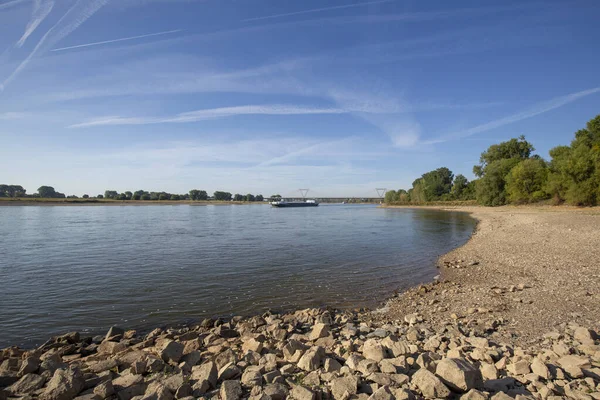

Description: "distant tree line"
385 113 600 207
1 186 267 202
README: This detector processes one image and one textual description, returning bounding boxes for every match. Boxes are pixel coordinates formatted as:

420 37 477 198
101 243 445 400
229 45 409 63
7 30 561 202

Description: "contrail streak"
51 29 183 52
242 0 395 22
1 0 109 91
0 0 29 10
17 0 54 47
424 86 600 144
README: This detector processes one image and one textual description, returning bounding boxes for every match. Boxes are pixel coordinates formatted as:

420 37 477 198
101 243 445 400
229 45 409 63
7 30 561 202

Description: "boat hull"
271 202 319 207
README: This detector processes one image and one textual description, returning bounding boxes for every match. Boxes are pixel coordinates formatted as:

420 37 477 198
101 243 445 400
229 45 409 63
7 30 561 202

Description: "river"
0 204 475 347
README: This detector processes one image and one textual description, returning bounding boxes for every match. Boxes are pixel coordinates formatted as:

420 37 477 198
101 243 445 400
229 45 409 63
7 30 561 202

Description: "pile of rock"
1 308 598 400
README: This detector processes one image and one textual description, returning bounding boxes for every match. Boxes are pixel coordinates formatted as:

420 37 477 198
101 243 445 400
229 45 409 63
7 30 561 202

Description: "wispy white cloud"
425 86 600 144
16 0 54 48
1 0 109 91
242 0 394 22
51 28 182 52
69 104 347 128
0 0 30 10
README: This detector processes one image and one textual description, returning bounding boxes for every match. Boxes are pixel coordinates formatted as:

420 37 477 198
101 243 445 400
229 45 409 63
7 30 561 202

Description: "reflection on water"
0 204 475 347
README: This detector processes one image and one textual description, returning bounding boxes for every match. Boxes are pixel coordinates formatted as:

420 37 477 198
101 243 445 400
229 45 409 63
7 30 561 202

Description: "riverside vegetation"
384 114 600 207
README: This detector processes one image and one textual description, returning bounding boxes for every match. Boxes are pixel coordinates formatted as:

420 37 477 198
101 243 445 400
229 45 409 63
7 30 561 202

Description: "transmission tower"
299 189 310 199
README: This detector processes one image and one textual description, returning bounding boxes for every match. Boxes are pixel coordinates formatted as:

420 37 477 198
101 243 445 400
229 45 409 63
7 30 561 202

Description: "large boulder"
435 358 483 392
297 347 325 371
191 362 217 389
411 368 451 399
159 341 184 364
362 340 387 362
309 324 330 341
368 386 394 400
7 373 46 395
290 385 315 400
220 380 242 400
330 376 358 400
41 368 85 400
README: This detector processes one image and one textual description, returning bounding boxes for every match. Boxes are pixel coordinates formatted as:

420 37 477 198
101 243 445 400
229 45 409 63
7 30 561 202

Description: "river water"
0 204 475 347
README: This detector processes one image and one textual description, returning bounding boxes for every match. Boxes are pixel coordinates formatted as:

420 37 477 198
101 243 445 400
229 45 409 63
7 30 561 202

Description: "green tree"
545 115 600 205
476 158 521 206
474 136 536 206
140 193 151 200
124 191 133 200
233 193 244 201
97 194 104 199
104 190 118 199
214 191 232 201
82 194 89 199
270 194 282 201
170 194 180 200
158 193 169 200
1 185 26 197
38 186 57 198
505 158 549 203
474 135 535 177
245 194 255 202
451 174 468 199
421 167 454 200
256 194 264 202
384 190 398 203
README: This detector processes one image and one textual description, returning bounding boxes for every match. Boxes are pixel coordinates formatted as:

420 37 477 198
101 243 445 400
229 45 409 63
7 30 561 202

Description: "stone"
531 358 550 380
393 388 415 400
558 355 591 370
215 349 237 370
159 341 184 364
368 386 394 400
241 368 262 387
490 392 513 400
89 359 118 374
324 358 343 373
411 368 451 399
180 350 200 366
290 385 315 400
298 347 325 371
8 373 46 394
97 341 126 355
18 357 40 375
105 326 125 341
507 359 531 375
331 376 358 400
263 383 288 400
144 382 174 400
259 353 278 372
263 370 282 384
436 358 483 392
378 360 397 374
0 371 19 387
175 383 192 399
219 363 242 381
242 338 264 354
363 340 387 362
309 323 330 341
220 380 242 400
42 367 85 400
574 327 596 344
191 380 210 396
461 389 489 400
191 362 217 389
480 363 498 380
93 381 115 399
283 340 308 361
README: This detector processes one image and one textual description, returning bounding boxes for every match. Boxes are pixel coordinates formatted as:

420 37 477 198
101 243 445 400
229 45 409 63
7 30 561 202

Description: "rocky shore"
1 206 599 400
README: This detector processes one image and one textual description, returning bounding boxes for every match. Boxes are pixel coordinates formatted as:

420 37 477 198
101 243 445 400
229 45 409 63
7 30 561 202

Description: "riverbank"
377 205 600 347
1 206 599 400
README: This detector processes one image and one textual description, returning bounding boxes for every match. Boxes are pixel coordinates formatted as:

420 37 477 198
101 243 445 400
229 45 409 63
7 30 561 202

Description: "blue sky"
1 0 599 197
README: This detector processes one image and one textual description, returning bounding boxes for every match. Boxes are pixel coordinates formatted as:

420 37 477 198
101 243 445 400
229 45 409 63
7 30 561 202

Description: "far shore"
0 199 269 206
